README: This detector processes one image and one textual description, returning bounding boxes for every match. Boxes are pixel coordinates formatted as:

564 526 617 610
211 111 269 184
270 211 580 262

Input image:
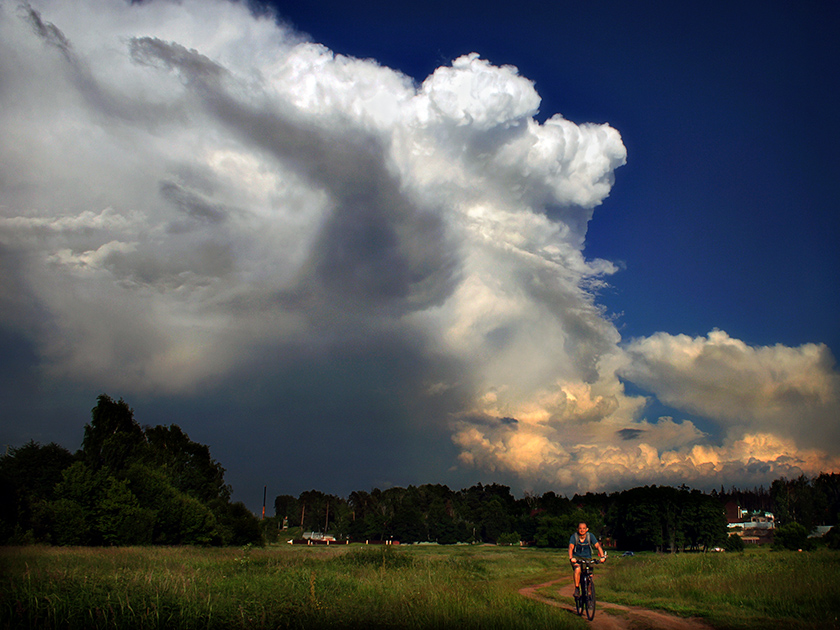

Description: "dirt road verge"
519 576 716 630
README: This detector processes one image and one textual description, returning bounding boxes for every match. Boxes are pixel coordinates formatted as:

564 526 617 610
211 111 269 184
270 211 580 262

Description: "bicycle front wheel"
585 577 596 620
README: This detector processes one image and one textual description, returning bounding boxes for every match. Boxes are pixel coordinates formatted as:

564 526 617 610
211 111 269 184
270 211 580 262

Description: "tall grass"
599 548 840 629
10 544 837 629
0 545 582 630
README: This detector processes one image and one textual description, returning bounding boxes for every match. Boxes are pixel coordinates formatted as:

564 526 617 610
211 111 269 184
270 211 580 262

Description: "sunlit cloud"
620 330 840 451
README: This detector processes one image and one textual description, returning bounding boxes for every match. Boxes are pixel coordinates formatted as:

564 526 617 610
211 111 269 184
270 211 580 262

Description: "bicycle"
572 557 603 620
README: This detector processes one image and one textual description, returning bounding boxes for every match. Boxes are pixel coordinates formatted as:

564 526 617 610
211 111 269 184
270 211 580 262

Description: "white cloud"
1 0 837 492
620 330 840 450
413 53 540 130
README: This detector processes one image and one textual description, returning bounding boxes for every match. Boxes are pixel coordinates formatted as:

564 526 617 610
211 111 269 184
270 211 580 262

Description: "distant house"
746 511 775 529
724 500 742 523
303 531 336 542
725 501 774 544
810 525 833 538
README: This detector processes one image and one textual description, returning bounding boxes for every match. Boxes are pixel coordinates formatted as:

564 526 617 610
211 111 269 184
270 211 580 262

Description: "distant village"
724 501 832 546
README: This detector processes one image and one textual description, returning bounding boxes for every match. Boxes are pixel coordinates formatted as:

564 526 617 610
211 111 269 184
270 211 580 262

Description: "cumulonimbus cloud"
1 0 838 491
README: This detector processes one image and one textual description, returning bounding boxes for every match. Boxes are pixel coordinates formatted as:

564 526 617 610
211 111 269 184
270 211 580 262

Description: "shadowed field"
0 544 576 629
2 545 839 629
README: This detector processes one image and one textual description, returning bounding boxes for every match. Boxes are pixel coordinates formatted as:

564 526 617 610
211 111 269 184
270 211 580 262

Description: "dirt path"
519 576 716 630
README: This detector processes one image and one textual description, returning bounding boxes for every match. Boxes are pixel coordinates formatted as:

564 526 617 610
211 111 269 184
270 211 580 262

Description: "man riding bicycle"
568 521 606 598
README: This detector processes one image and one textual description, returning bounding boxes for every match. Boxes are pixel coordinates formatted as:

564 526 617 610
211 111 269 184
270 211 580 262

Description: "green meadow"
536 546 840 630
3 544 840 629
602 547 840 629
0 544 570 630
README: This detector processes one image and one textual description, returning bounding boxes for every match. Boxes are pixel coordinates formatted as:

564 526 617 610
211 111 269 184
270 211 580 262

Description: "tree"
539 491 571 516
260 516 281 544
82 395 145 472
823 525 840 550
535 516 568 548
3 395 270 547
297 489 345 533
479 496 512 543
51 461 104 544
144 424 230 503
47 461 153 546
391 501 424 543
212 500 261 546
535 507 603 548
771 476 822 533
124 464 220 545
814 473 840 526
275 494 300 525
454 483 517 543
47 499 91 546
0 441 75 543
682 490 727 551
608 487 664 551
426 499 458 543
96 476 155 546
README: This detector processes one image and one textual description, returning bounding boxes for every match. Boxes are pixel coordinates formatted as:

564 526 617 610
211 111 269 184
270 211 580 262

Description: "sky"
1 0 838 514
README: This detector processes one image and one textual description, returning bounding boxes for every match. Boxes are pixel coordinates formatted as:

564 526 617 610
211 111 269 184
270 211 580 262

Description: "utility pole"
262 485 266 520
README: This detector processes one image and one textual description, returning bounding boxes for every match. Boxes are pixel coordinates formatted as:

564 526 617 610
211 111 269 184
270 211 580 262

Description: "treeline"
273 484 729 551
275 475 840 551
0 395 261 546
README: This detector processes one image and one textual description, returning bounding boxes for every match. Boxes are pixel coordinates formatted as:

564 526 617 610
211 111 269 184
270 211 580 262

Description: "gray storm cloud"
1 0 838 491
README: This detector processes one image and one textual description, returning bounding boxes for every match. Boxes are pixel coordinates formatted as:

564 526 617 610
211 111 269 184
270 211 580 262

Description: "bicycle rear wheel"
585 576 596 620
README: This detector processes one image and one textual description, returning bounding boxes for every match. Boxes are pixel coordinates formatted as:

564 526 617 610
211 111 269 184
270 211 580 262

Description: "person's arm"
595 541 606 562
569 541 577 563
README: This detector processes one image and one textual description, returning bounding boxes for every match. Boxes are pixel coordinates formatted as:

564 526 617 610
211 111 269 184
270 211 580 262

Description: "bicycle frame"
574 558 599 620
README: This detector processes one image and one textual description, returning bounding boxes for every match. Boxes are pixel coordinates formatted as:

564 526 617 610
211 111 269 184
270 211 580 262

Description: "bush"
497 532 521 546
722 533 745 552
47 499 93 546
260 516 280 544
213 500 262 546
773 522 813 551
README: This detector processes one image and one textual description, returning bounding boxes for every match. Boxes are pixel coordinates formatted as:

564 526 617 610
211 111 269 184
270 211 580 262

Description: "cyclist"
568 521 606 598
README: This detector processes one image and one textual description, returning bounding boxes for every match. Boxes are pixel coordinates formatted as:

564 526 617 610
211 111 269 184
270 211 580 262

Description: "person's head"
577 522 588 535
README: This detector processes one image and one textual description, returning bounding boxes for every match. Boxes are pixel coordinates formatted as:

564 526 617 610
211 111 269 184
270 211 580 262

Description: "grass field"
532 546 840 630
0 544 580 630
2 544 839 629
598 547 840 629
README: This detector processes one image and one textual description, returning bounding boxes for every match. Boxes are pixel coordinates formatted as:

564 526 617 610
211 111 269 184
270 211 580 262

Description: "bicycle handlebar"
571 555 607 567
